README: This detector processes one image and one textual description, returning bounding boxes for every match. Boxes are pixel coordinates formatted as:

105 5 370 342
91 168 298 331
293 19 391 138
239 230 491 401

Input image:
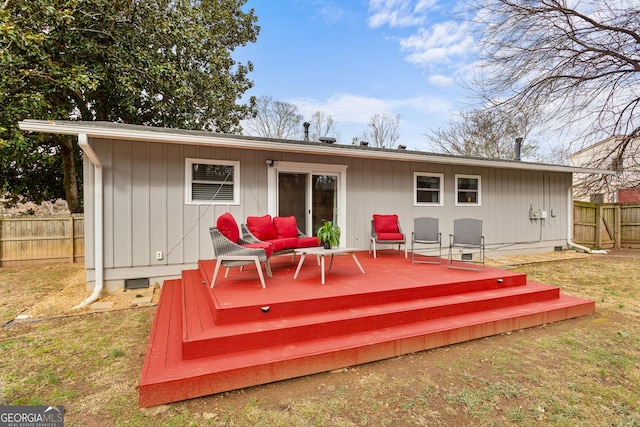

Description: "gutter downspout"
566 187 607 254
73 134 104 308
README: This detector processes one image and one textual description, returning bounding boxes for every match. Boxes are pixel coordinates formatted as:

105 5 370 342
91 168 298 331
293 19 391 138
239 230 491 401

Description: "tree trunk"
58 135 81 213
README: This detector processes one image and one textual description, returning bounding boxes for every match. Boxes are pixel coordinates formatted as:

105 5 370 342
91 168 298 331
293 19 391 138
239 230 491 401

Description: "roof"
569 135 639 159
19 119 613 175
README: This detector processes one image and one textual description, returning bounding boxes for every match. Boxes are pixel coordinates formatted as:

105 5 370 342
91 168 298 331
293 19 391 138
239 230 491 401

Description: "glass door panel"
277 172 338 236
277 172 308 232
311 174 337 234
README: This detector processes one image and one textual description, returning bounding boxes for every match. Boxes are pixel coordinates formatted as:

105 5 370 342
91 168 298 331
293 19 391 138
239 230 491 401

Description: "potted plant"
316 220 341 249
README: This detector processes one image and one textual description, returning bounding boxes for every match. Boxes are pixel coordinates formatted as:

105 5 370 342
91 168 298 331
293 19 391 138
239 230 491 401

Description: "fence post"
595 204 603 249
614 205 621 249
69 216 75 263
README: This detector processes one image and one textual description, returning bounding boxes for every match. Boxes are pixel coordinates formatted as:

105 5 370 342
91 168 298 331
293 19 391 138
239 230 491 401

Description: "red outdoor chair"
369 214 407 259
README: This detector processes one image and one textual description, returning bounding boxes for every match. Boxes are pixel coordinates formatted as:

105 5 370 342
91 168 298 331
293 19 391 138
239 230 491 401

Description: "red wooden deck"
138 251 595 407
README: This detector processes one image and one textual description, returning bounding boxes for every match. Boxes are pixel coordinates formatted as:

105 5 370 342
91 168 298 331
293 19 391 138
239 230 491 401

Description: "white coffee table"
293 247 365 285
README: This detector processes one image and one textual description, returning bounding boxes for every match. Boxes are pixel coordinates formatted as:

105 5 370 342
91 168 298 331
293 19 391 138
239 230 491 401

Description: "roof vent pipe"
515 138 523 161
303 122 310 141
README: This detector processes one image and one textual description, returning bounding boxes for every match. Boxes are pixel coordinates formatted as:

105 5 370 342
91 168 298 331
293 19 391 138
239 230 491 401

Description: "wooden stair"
138 254 594 407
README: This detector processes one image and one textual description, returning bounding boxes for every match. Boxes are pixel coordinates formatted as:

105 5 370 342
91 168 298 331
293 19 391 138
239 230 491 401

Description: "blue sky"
235 0 476 149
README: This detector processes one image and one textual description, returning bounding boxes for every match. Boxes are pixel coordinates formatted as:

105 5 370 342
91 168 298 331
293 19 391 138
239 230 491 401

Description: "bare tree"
308 111 338 141
426 108 540 161
471 0 639 138
243 96 303 139
362 113 401 148
469 0 640 194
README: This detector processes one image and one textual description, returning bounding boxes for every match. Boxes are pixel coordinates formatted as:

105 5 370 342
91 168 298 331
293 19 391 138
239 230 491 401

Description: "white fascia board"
18 119 614 175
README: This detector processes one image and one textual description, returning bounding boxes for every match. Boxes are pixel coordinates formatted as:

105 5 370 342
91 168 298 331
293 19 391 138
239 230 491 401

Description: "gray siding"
84 137 571 286
350 159 570 251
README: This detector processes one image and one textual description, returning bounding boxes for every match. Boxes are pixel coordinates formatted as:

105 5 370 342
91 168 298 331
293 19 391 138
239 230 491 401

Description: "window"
455 174 481 206
611 157 623 171
186 159 239 204
414 172 443 206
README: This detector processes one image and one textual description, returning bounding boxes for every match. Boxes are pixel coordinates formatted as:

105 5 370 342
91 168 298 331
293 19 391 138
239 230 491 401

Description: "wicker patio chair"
411 217 442 264
209 226 272 289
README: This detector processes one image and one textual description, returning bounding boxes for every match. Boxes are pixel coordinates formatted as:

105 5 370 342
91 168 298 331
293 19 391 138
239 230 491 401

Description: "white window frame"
413 172 444 206
455 174 481 206
185 158 240 205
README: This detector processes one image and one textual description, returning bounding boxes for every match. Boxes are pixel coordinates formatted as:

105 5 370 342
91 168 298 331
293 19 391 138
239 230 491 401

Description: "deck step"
182 279 561 359
139 283 593 407
196 259 528 325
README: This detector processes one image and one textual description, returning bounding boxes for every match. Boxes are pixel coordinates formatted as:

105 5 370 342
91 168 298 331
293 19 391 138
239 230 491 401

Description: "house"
19 120 612 297
569 135 640 203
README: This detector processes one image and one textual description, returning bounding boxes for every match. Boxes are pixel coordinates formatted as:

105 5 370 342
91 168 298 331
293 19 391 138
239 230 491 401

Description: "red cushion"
216 212 240 243
264 238 297 252
297 236 320 248
267 239 287 253
247 214 277 240
373 214 399 233
377 232 404 241
279 237 299 250
273 216 299 238
242 242 272 257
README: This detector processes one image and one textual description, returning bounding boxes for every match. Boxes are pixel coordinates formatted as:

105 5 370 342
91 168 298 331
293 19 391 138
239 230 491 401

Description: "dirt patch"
486 249 590 268
604 248 640 259
1 263 157 326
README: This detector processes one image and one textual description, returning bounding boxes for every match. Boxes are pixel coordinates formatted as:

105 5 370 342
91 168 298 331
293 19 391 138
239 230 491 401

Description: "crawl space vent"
125 278 149 290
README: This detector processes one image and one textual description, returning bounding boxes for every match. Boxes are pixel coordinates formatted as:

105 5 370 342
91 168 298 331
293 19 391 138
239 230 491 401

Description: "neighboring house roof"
569 135 640 169
569 135 638 158
569 135 640 202
19 119 613 175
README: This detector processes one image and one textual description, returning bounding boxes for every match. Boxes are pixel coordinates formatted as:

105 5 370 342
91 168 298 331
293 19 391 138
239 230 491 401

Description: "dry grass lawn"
1 251 639 426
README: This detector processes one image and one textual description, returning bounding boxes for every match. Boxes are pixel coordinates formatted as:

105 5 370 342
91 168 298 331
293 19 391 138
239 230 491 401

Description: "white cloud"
287 92 453 147
291 94 390 123
290 93 450 123
313 1 346 25
400 20 475 66
367 0 435 28
364 1 478 89
415 0 439 13
427 74 454 86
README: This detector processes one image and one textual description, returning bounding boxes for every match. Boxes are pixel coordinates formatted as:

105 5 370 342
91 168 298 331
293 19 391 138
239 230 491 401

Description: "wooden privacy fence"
0 215 84 266
573 201 640 249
